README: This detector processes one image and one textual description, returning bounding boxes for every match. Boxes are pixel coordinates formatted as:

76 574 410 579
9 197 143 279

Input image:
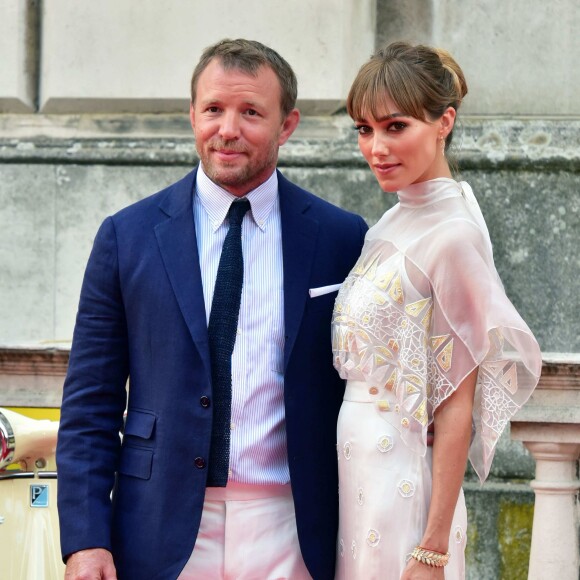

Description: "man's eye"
207 106 220 113
246 109 259 116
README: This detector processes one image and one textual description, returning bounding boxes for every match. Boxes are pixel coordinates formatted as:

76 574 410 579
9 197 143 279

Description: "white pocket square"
309 283 342 298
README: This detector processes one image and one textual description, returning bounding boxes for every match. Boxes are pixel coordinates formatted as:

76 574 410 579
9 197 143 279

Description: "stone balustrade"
511 353 580 580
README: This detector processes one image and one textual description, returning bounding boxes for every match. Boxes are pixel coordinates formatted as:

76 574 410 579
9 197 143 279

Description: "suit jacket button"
200 396 211 408
194 457 206 469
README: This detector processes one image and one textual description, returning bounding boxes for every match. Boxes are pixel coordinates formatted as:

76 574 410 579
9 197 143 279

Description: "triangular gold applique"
364 255 379 281
412 398 428 426
387 274 404 304
376 346 394 359
375 270 395 290
405 298 431 317
500 363 518 395
484 360 508 378
421 305 433 330
385 368 398 391
386 339 399 354
430 335 449 352
406 382 420 395
406 374 423 387
436 339 454 372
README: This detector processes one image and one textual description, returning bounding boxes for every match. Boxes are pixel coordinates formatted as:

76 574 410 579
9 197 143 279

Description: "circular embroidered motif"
343 441 352 460
455 525 464 543
366 529 381 547
398 479 415 498
351 540 357 559
401 417 410 428
357 487 364 505
377 435 393 453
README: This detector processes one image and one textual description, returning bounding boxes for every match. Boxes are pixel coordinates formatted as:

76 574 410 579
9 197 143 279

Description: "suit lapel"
154 169 211 382
279 172 319 370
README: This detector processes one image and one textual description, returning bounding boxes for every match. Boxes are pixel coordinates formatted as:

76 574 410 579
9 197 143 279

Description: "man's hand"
64 548 117 580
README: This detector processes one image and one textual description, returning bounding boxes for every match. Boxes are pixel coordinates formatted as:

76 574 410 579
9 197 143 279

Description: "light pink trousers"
178 483 312 580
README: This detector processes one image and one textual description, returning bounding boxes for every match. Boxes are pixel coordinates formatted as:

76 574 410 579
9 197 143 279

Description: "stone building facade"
1 1 579 578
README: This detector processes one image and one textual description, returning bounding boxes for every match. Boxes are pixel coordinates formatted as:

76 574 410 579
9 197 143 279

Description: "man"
57 39 367 580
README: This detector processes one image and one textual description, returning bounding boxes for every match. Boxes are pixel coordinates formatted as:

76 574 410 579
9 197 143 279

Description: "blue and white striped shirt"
194 166 289 484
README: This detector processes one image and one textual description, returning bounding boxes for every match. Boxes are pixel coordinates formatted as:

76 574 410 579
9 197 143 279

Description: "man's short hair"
190 38 298 117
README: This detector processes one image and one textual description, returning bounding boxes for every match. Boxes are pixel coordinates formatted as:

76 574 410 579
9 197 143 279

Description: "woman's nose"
371 134 389 157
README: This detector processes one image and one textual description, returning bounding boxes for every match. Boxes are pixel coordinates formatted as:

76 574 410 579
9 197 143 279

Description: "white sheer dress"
332 178 541 579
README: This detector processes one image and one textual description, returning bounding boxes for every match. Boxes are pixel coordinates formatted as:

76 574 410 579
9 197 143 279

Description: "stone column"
511 354 580 580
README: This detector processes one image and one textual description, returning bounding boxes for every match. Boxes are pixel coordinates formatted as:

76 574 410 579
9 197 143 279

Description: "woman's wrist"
410 546 450 567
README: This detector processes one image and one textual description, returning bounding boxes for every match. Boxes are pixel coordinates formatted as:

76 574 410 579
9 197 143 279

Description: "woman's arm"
401 367 478 579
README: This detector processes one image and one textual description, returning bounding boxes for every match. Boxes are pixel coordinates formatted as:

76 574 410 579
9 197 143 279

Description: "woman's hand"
400 558 445 580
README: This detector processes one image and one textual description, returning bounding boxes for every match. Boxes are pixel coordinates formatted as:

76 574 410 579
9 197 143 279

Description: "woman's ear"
439 106 456 140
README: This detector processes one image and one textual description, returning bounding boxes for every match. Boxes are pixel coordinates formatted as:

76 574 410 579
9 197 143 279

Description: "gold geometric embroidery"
387 274 404 304
385 368 398 391
430 335 449 352
436 339 454 372
500 363 518 395
421 305 433 330
484 360 507 378
375 270 395 290
405 298 431 317
412 398 428 426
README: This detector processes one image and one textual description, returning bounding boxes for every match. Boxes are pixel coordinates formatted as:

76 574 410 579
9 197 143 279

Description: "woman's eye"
388 121 407 132
354 125 372 135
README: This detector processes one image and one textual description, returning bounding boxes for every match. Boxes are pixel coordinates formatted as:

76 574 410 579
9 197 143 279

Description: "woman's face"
354 96 455 192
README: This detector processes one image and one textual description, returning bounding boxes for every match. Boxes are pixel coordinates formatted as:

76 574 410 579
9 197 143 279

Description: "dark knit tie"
207 199 250 487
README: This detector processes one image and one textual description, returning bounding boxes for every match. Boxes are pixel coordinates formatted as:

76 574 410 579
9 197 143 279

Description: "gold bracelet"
410 546 450 567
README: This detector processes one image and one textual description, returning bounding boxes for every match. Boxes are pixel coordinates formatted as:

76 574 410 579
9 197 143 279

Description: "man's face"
190 59 299 197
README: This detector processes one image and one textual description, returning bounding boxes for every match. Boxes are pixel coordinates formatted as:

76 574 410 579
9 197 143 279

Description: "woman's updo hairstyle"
347 41 468 151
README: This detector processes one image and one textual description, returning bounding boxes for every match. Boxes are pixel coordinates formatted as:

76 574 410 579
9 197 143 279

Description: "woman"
331 42 541 579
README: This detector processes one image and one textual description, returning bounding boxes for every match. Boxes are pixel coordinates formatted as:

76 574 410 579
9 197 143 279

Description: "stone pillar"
511 354 580 580
0 0 38 112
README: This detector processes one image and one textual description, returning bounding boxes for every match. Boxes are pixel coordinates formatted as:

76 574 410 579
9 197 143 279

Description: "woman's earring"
439 136 446 155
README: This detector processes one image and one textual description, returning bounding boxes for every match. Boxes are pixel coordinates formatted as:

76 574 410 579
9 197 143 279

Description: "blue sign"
30 484 49 508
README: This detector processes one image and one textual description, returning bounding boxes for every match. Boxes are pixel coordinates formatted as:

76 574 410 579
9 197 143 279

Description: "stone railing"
511 353 580 580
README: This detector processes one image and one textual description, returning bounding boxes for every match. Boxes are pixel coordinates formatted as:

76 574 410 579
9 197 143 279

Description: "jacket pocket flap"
124 409 156 439
118 446 153 480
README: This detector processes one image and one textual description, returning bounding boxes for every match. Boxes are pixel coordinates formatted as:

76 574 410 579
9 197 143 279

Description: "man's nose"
219 112 240 140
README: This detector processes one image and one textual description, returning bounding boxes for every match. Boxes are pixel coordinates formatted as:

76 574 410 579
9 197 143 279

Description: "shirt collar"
196 164 278 232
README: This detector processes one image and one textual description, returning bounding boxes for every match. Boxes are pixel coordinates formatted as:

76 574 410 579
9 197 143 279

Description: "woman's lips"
373 162 400 175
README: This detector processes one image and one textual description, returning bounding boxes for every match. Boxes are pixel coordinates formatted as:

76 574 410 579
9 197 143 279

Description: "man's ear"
278 108 300 146
189 102 196 132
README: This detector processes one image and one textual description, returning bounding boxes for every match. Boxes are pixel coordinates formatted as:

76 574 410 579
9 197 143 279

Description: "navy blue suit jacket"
57 168 367 580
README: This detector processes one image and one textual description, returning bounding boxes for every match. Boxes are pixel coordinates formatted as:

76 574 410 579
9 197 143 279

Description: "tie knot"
227 199 251 227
